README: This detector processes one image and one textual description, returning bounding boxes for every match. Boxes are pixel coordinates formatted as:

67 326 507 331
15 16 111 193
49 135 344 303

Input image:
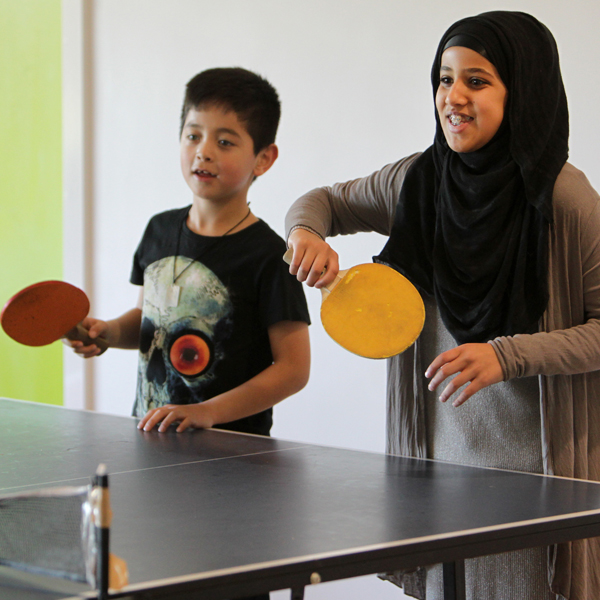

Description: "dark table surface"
1 397 600 600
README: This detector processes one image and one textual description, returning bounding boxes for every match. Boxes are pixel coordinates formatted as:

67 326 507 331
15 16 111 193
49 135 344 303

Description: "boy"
70 67 310 440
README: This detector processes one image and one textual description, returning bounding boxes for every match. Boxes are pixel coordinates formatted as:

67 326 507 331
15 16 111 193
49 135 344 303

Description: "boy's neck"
187 199 257 237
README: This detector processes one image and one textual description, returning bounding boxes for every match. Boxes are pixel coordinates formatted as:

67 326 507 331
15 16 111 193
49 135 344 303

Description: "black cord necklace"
171 204 252 288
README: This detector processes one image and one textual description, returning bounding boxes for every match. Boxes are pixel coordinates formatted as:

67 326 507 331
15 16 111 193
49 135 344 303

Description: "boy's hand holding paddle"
1 280 109 355
65 316 110 357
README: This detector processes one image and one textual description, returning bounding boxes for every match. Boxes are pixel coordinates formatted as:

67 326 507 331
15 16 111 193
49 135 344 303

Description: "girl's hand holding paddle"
425 343 503 407
287 228 339 288
286 227 425 359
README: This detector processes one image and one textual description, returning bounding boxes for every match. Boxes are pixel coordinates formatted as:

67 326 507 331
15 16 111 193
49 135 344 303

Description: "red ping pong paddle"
1 281 108 353
284 249 425 358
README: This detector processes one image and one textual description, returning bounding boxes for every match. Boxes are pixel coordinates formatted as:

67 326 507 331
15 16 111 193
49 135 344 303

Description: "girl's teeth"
449 115 469 126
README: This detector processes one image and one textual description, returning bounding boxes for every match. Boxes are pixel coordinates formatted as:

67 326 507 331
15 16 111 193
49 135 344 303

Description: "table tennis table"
1 397 600 600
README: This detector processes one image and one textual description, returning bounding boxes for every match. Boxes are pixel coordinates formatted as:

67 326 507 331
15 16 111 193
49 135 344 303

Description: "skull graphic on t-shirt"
134 256 233 416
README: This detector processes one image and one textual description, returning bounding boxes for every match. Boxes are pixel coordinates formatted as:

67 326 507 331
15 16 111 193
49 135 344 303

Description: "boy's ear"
253 144 278 177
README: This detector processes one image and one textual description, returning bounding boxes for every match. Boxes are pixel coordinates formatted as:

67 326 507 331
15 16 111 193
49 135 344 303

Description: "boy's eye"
187 134 199 141
218 139 234 147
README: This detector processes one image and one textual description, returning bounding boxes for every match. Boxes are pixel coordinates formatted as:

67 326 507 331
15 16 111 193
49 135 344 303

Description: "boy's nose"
195 143 213 161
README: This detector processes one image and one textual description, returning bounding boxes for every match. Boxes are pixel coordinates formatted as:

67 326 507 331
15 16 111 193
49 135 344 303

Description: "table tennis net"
0 485 97 586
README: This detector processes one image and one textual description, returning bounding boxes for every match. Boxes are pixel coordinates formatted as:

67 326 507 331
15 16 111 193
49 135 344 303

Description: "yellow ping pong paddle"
284 249 425 359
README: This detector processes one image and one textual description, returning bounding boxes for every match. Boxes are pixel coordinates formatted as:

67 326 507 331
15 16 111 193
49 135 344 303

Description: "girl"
285 11 600 600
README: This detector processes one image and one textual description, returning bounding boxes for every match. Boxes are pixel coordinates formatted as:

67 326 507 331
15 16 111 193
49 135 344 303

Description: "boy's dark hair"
180 67 281 154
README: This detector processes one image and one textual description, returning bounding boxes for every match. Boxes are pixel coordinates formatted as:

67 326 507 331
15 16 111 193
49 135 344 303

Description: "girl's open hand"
425 343 503 407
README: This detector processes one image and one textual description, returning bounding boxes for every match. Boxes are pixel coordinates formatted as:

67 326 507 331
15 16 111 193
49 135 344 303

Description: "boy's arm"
66 288 143 357
137 319 310 433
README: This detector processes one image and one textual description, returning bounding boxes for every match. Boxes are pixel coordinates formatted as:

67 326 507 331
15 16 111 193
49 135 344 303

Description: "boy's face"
180 106 275 205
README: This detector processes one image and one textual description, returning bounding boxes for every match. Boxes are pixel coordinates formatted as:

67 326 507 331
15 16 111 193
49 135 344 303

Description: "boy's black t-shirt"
130 206 310 436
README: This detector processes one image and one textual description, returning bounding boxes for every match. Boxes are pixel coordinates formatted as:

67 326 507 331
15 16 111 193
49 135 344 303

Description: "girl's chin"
443 134 485 154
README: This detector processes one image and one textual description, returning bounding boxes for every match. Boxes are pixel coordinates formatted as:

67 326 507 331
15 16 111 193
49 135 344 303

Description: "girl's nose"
446 83 467 106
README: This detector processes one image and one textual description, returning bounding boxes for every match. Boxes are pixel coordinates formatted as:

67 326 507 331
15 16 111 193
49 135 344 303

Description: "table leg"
290 587 305 600
443 560 466 600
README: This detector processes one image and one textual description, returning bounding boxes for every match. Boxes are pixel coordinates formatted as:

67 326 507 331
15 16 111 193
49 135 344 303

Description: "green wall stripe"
0 0 63 405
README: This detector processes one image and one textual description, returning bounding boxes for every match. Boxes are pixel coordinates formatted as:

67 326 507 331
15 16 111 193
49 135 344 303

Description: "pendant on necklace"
166 284 181 308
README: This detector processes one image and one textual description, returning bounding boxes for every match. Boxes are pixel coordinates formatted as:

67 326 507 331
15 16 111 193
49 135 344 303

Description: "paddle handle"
282 249 345 298
67 323 109 355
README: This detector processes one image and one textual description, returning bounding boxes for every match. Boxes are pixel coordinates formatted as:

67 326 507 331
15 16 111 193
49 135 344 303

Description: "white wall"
69 1 600 597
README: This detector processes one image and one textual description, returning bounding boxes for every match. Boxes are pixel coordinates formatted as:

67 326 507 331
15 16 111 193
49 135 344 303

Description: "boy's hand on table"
137 404 214 433
287 229 339 289
63 317 110 358
425 343 504 407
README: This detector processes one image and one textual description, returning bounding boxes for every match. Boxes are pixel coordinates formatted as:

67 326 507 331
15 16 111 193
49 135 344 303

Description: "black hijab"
375 11 569 344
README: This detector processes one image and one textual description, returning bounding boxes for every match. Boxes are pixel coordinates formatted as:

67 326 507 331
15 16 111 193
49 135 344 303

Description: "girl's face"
435 46 508 153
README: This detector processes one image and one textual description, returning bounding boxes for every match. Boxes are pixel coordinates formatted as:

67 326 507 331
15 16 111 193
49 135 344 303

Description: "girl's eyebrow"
440 65 496 78
463 67 495 77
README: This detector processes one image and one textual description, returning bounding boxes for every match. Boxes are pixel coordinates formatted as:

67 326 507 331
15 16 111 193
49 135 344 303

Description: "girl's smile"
435 46 507 153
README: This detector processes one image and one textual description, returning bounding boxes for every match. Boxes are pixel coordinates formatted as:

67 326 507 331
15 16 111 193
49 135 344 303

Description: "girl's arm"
285 155 420 288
